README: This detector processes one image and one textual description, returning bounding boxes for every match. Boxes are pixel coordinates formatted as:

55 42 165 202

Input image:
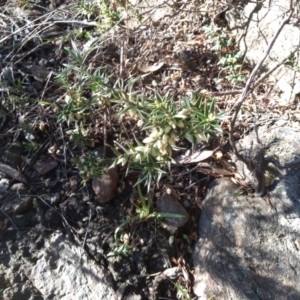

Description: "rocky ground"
1 0 300 299
0 147 200 299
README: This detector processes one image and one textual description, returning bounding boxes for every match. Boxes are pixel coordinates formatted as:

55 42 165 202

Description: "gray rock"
14 196 33 214
157 194 189 234
0 178 9 189
28 233 117 300
0 231 116 300
10 183 27 192
193 126 300 299
163 266 180 280
234 126 300 194
34 159 58 175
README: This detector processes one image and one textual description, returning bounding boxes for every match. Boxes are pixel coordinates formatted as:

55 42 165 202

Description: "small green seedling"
169 279 192 300
113 184 184 242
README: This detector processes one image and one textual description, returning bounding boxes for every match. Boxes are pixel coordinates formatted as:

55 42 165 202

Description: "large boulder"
29 233 117 300
1 231 117 300
193 126 300 299
226 0 300 104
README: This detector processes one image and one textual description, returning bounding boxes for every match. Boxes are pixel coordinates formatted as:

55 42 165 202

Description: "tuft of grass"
108 232 131 257
113 184 184 243
72 151 111 183
74 0 122 32
169 279 192 300
23 140 39 153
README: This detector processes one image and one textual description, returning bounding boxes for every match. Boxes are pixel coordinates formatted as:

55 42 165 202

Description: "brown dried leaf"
210 166 234 176
34 159 58 175
179 149 217 164
138 62 164 73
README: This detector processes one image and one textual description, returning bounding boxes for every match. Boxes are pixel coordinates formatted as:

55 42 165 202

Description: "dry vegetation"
1 0 299 298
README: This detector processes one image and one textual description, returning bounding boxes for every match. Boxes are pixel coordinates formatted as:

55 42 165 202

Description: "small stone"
83 195 90 202
92 167 119 203
78 228 85 235
50 193 60 204
157 194 189 234
0 178 9 189
14 197 33 214
34 159 58 175
163 266 180 280
10 183 27 192
87 243 96 252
